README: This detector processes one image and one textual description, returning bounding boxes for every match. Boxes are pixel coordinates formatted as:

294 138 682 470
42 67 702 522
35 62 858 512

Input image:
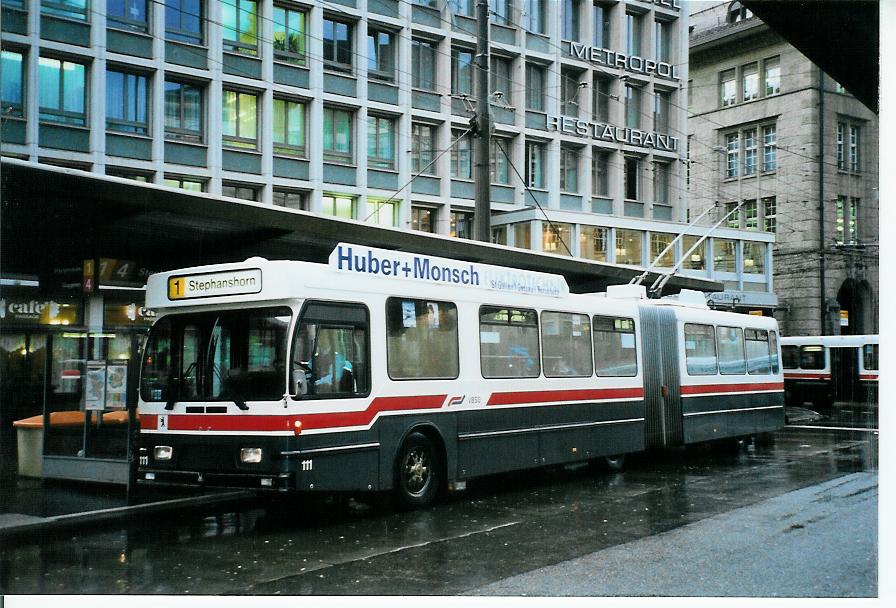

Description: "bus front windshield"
140 307 292 404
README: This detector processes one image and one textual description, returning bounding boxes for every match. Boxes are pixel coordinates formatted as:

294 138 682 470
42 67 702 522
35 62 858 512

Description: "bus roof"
779 335 878 347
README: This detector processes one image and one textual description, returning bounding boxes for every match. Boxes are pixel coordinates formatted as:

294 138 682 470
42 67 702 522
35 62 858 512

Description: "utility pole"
473 0 491 242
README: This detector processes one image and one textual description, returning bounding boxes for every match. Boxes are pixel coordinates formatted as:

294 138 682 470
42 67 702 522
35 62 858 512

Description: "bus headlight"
240 448 263 464
154 446 173 461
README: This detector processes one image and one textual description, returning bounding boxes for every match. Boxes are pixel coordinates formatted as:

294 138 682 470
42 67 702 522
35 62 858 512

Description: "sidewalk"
0 475 254 542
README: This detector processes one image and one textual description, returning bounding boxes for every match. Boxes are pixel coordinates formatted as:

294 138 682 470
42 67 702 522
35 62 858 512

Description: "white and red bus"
137 243 784 507
781 335 879 409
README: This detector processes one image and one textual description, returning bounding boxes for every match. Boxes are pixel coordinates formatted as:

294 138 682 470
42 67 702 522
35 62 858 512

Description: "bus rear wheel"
395 432 441 509
604 454 626 472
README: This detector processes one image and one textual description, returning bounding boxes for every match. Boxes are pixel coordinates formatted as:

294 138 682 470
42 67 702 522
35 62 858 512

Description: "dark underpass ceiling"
742 0 879 113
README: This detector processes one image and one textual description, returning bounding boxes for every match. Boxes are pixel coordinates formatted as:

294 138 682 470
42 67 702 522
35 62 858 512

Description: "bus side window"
593 316 638 377
291 302 370 399
745 329 771 375
800 346 825 370
479 306 540 379
781 345 799 369
769 331 780 373
863 344 878 371
684 323 718 375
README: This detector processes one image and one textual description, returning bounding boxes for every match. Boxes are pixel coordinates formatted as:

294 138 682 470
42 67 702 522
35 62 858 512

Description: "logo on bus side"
330 244 569 298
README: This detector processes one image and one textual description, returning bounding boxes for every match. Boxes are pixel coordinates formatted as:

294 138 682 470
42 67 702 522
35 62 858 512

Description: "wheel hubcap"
404 448 429 495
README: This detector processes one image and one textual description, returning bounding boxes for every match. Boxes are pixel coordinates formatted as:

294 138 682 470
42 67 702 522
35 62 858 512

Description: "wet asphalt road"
0 406 879 597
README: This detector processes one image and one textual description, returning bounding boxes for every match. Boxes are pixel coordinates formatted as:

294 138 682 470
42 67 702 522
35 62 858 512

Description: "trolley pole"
473 0 491 243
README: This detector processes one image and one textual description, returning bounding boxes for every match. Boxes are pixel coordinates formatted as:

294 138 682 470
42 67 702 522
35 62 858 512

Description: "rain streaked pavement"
0 404 879 598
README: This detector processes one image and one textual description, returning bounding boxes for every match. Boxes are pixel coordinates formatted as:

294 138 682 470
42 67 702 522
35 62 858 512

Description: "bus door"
639 306 683 448
831 346 858 403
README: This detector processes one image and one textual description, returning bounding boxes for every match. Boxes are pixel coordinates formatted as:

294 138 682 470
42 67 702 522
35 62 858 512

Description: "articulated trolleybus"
780 334 878 408
137 243 784 507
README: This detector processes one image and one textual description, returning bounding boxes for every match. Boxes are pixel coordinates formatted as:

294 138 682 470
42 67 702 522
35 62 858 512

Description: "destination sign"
167 269 262 300
329 243 569 298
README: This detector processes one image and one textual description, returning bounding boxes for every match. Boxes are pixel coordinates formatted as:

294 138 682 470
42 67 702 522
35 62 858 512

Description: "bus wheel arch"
393 424 446 509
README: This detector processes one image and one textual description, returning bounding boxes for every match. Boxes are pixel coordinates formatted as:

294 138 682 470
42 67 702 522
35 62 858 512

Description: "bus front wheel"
395 432 441 509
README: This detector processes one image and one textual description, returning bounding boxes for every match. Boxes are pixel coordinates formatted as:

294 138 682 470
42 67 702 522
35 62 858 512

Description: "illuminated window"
615 229 643 266
222 89 258 150
273 97 306 156
322 194 355 219
222 0 258 56
38 57 87 126
580 226 607 261
273 4 307 65
542 222 573 256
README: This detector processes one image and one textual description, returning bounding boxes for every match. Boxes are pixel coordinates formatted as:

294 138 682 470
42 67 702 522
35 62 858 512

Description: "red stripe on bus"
140 394 447 433
487 387 643 406
783 373 831 380
860 374 879 381
680 382 784 395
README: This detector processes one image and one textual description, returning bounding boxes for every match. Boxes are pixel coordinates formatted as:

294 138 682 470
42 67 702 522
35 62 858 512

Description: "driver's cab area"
290 301 370 400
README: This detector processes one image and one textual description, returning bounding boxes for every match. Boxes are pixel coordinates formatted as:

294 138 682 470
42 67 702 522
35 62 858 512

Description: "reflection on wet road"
0 407 878 596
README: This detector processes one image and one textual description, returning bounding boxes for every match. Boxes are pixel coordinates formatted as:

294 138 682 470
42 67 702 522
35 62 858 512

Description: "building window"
412 206 436 233
655 19 670 63
489 0 511 25
835 196 858 244
725 201 740 228
742 62 758 101
594 3 611 48
164 80 203 142
490 137 511 185
222 89 258 150
107 0 149 33
560 147 579 193
743 128 757 175
743 199 758 230
713 239 737 272
367 28 395 82
543 222 573 256
164 176 205 192
41 0 87 21
1 50 25 118
720 68 736 107
836 122 845 170
38 57 87 126
654 162 669 205
222 183 259 201
650 233 674 267
106 69 149 135
526 63 546 111
368 115 395 170
626 12 642 56
526 141 546 188
411 123 438 175
593 74 611 122
366 200 397 227
624 157 640 200
849 124 861 172
273 4 307 65
654 90 670 133
562 0 580 40
273 189 307 210
491 56 514 104
522 0 545 34
625 85 641 129
452 48 474 96
273 97 306 156
107 167 153 182
451 129 472 179
743 241 765 274
166 0 203 45
412 39 437 91
449 0 474 18
764 56 780 96
514 222 532 249
762 125 777 171
562 70 582 116
762 196 777 233
727 1 753 23
222 0 257 55
322 195 355 219
682 235 705 270
580 226 607 261
451 210 474 239
616 229 642 266
593 150 610 197
323 107 353 163
725 132 739 178
323 17 353 72
492 225 507 245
